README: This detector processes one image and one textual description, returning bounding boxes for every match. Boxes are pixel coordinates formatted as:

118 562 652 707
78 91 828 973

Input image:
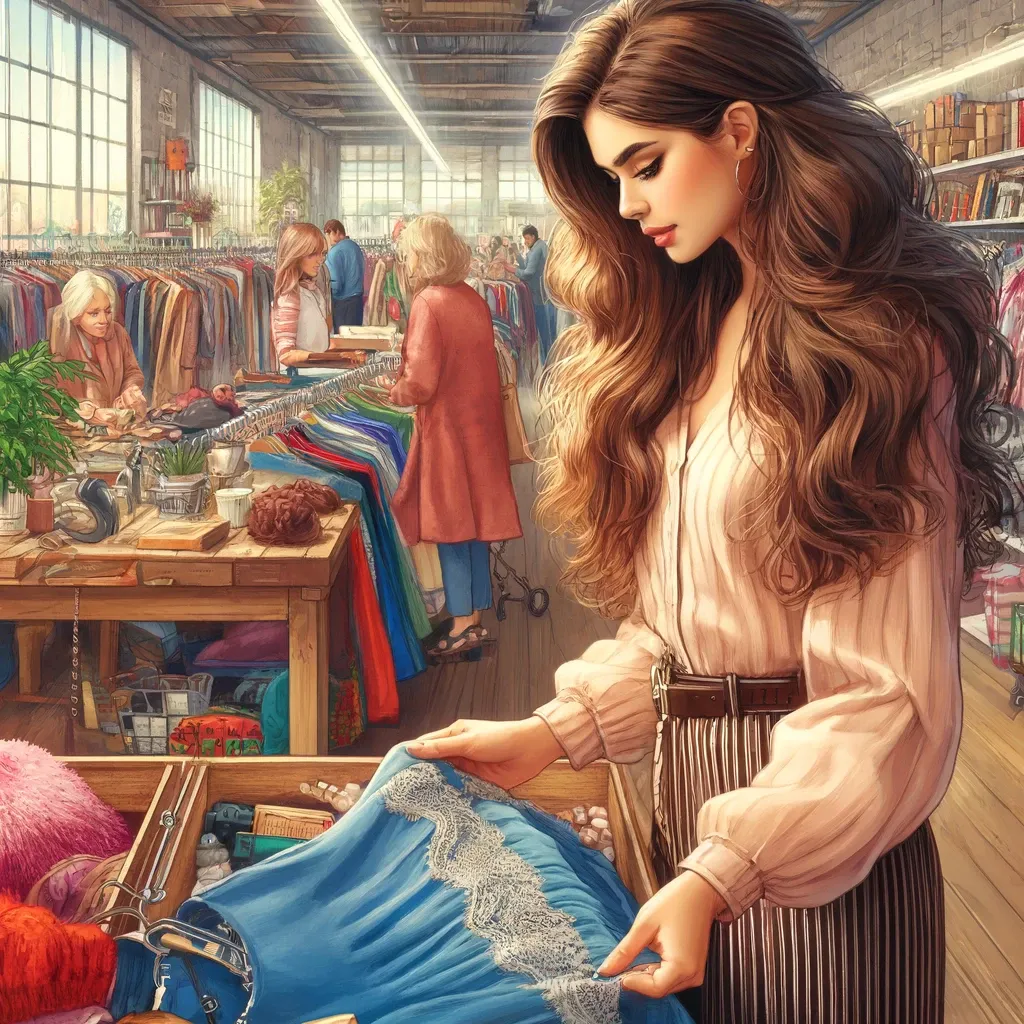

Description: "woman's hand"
279 350 310 366
406 717 563 790
597 871 726 998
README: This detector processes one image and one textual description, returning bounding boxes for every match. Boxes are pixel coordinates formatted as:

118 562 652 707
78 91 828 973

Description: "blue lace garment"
158 747 694 1024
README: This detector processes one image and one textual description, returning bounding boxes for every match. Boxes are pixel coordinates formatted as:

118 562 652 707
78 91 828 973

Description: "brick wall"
56 0 336 234
818 0 1024 125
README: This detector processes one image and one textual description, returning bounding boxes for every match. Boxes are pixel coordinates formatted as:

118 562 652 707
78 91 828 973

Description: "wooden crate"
59 755 656 1024
145 756 657 919
60 756 195 935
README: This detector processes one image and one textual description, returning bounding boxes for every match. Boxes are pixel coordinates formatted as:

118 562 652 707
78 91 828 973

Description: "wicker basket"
151 473 209 520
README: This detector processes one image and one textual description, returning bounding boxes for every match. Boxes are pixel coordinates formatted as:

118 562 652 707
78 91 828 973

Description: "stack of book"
903 93 1024 167
930 166 1024 222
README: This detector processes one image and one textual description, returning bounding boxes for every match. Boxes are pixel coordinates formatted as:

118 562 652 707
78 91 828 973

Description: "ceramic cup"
215 487 253 529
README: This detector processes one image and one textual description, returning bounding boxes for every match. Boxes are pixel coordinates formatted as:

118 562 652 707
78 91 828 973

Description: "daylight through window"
198 81 256 236
0 0 129 247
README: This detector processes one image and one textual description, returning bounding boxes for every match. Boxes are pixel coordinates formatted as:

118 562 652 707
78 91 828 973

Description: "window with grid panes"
0 0 129 248
339 144 403 239
498 145 548 207
420 146 483 239
198 81 256 236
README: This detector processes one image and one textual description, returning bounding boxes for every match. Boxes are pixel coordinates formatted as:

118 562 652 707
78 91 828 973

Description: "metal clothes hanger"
204 353 402 445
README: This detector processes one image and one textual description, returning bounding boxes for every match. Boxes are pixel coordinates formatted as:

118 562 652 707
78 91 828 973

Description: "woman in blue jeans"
389 215 523 661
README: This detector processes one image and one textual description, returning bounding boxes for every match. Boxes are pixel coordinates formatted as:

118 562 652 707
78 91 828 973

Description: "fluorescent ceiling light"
313 0 450 176
871 33 1024 108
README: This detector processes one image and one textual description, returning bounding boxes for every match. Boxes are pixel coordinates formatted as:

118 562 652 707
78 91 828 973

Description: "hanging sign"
158 89 177 129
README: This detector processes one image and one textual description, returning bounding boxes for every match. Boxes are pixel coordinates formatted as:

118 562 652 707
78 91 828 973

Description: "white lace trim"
381 762 623 1024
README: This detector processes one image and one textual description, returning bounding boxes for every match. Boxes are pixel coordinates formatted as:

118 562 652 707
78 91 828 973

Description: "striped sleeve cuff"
533 696 604 770
681 837 764 923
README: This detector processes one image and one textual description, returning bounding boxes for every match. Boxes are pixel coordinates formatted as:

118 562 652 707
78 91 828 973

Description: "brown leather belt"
650 655 805 719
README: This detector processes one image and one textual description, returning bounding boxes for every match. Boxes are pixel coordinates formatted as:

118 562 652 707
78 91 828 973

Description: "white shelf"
946 217 1024 229
930 146 1024 178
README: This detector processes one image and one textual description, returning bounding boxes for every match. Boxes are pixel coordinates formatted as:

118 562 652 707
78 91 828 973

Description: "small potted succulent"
151 439 209 520
0 341 87 534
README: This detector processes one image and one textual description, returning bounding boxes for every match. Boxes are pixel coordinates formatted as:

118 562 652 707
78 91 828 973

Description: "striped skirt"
652 710 946 1024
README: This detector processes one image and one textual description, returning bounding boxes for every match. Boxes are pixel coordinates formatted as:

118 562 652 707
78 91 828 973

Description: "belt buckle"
651 650 671 718
724 672 740 717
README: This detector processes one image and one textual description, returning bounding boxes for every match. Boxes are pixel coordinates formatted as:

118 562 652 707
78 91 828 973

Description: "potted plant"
0 341 88 534
151 439 209 520
182 192 219 249
257 163 309 240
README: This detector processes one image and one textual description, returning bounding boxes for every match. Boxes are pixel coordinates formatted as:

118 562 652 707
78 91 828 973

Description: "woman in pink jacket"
390 215 523 660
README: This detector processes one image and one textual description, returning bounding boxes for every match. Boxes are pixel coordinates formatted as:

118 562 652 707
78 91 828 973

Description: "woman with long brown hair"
271 222 331 368
408 0 1016 1020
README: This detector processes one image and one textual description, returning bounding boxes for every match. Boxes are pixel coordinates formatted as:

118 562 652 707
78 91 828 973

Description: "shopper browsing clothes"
515 225 555 361
409 0 1014 1021
389 214 522 661
324 219 366 329
271 222 332 368
49 270 148 419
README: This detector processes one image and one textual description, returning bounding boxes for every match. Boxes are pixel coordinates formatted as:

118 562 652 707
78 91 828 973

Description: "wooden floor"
938 635 1024 1024
1 386 1022 1019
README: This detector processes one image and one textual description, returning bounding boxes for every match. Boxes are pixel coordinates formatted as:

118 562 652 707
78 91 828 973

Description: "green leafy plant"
257 162 309 238
0 341 89 499
154 439 207 478
181 191 220 224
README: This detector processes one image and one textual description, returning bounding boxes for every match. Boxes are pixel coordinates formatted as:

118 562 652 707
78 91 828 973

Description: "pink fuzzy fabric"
0 741 132 901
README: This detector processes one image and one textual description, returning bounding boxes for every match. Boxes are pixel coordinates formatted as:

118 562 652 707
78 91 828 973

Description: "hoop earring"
735 146 759 197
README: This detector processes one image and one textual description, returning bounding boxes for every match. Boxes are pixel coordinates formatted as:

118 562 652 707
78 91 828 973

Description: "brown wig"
532 0 1016 617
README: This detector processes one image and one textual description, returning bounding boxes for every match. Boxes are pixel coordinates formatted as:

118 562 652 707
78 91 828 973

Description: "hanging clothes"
1 258 276 402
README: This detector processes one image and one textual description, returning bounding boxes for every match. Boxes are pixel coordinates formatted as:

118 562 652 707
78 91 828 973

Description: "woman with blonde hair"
409 0 1017 1019
49 269 147 418
390 214 522 659
271 222 331 368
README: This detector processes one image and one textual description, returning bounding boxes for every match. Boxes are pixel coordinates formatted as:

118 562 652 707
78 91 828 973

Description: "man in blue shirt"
515 225 555 362
324 219 366 329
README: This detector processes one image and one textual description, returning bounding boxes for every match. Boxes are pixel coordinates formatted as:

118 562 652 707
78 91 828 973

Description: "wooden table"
0 503 360 755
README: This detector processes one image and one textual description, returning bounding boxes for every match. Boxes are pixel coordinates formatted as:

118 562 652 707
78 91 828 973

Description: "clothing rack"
204 352 402 444
356 237 397 257
0 245 276 269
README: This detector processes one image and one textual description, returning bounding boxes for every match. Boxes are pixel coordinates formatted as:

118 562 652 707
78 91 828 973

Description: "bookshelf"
948 216 1024 229
930 146 1024 179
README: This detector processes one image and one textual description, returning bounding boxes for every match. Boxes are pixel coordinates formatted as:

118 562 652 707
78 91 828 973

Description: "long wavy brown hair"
274 222 327 302
533 0 1016 618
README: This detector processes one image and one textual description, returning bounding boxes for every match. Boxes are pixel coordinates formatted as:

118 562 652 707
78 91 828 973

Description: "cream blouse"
535 368 963 922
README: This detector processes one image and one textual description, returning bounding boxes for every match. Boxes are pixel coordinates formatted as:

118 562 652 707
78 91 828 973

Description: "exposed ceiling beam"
294 108 534 119
109 0 328 132
181 30 567 38
253 81 542 95
152 3 327 16
227 50 555 63
324 124 532 133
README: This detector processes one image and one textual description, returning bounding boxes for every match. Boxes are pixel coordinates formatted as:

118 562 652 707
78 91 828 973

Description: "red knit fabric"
0 895 117 1024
